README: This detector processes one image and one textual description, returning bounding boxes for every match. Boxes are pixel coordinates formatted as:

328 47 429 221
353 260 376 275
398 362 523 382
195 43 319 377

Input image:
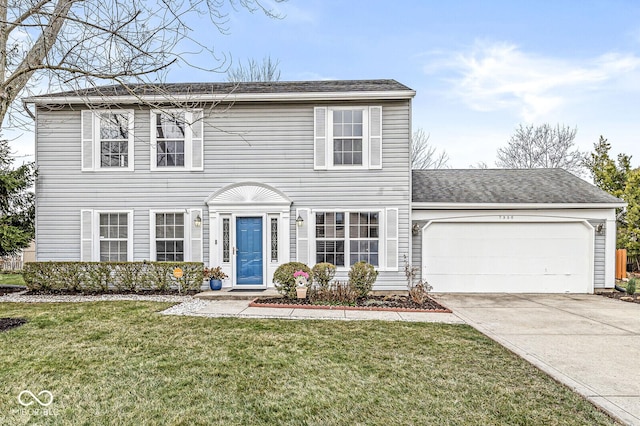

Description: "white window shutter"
369 106 382 169
81 111 94 171
81 210 94 261
296 208 310 264
191 110 204 171
385 208 398 270
314 107 328 170
190 209 203 262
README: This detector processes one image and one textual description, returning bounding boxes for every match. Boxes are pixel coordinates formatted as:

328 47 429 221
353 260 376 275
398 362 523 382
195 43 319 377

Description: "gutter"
411 202 627 210
23 90 417 105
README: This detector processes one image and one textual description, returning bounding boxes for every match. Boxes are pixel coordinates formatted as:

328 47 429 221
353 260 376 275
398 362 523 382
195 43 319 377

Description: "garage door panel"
423 222 592 293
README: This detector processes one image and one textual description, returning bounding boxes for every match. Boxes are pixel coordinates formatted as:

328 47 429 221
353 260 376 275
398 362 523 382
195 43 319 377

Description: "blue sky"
11 0 640 171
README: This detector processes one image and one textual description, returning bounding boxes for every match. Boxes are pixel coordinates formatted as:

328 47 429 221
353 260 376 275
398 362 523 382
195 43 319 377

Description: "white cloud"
428 41 640 121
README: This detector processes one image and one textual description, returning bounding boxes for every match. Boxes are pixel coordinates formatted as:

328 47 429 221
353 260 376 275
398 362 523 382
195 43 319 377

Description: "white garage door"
423 221 593 293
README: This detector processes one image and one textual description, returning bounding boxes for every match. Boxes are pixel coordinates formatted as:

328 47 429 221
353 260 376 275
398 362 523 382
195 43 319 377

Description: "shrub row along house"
25 80 624 293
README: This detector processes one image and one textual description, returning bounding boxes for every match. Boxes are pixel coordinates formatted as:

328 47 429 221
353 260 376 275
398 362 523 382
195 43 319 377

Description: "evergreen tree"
0 140 35 257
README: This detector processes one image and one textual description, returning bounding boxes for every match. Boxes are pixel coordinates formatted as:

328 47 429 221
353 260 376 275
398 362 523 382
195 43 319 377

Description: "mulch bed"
0 318 27 332
0 286 26 296
599 291 640 304
250 295 451 313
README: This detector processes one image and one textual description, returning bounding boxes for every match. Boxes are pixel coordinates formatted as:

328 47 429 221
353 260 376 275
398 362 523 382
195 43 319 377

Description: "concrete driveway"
434 293 640 426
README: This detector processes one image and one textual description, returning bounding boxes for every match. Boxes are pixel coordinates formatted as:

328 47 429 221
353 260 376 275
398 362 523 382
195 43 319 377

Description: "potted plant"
294 270 309 299
204 266 227 291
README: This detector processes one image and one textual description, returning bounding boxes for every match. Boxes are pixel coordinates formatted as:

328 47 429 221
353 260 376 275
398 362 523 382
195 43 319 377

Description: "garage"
412 169 625 293
422 220 593 293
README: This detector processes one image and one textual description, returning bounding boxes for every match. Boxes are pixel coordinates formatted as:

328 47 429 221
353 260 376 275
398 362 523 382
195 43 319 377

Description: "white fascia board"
412 202 627 210
25 90 417 105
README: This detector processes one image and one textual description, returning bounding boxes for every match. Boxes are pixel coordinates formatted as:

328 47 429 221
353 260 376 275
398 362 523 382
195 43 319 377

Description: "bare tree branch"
411 128 449 169
0 0 286 131
496 123 586 176
227 56 281 82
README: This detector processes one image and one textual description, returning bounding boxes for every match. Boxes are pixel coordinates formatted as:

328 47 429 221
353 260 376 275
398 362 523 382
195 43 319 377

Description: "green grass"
0 302 617 425
0 273 25 286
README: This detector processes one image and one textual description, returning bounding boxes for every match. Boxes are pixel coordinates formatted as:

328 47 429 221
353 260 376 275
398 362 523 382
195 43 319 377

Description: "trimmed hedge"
23 261 204 294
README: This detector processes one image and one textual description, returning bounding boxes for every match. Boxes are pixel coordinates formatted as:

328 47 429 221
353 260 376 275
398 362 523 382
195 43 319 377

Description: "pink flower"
293 270 309 280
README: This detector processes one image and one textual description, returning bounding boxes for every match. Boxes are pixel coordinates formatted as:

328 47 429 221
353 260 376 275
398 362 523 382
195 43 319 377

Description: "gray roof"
412 169 623 204
32 79 413 99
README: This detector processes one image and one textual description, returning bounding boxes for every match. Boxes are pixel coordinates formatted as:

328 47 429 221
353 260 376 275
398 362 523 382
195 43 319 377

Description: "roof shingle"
32 79 413 99
412 169 623 204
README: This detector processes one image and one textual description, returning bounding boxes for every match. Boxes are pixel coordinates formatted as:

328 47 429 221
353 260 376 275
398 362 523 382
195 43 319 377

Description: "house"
27 80 414 290
25 80 624 293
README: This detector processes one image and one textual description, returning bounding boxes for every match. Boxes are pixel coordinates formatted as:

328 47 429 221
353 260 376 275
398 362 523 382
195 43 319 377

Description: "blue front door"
236 217 263 285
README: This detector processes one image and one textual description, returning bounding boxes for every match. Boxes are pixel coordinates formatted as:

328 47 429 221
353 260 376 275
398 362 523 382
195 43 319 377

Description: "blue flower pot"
209 279 223 291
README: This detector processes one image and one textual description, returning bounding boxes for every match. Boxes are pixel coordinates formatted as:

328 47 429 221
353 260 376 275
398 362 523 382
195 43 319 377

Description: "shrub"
22 261 204 294
309 280 358 305
627 278 637 295
273 262 311 299
348 261 378 298
312 262 336 289
404 255 432 304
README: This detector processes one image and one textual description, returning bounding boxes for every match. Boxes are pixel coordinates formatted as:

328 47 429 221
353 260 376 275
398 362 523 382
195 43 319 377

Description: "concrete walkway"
435 293 640 426
187 299 464 323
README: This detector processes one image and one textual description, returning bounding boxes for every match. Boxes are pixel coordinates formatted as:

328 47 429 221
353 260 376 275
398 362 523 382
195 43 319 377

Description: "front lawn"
0 273 25 286
0 302 616 425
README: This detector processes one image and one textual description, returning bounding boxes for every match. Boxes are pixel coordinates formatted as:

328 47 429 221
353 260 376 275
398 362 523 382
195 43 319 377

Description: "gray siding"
589 220 606 288
35 100 412 288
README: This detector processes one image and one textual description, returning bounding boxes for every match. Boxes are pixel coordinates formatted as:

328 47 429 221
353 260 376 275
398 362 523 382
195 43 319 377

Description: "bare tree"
469 161 488 169
227 56 281 82
496 124 586 176
411 128 448 169
0 0 285 129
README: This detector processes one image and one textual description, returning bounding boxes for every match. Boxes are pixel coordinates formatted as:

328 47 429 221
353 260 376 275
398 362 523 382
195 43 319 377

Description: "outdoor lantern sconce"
296 215 304 227
194 214 202 228
412 223 421 236
595 223 604 235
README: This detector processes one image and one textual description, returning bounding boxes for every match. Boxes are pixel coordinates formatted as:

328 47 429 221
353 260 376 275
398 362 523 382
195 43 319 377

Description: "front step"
195 288 281 300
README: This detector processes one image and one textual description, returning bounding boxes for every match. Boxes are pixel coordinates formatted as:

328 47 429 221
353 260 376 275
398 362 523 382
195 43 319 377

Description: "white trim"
412 202 626 210
149 109 203 172
26 90 416 105
207 182 292 289
325 106 373 170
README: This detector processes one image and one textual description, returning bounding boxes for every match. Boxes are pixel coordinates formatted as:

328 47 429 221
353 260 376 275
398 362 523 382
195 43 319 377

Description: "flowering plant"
204 266 228 280
293 270 309 287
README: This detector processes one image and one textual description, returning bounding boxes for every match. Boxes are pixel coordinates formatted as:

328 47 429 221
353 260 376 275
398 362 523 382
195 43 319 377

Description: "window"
99 113 130 167
81 110 134 171
99 213 129 261
150 110 203 171
270 217 278 262
349 212 379 265
222 218 230 263
155 112 185 167
332 110 363 165
313 106 382 170
155 213 184 261
315 211 379 267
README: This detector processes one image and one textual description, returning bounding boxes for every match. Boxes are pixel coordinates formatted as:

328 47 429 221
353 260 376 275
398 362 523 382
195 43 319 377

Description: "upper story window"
314 106 382 170
150 110 203 171
332 110 363 166
81 110 134 172
100 113 130 168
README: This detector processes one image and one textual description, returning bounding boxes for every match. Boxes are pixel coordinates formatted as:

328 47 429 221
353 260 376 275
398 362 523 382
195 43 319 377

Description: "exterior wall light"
194 214 202 228
296 215 304 227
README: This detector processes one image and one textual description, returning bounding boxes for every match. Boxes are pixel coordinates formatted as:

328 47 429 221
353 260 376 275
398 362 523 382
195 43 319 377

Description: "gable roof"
412 169 624 206
25 79 415 104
